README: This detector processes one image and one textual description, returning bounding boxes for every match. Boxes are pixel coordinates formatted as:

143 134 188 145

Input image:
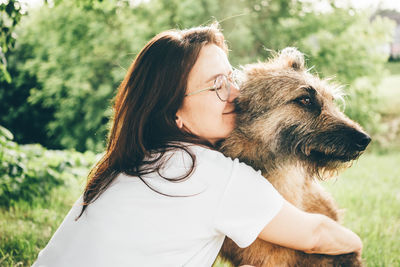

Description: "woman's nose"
228 83 240 103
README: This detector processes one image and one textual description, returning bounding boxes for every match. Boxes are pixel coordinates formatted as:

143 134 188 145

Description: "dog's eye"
297 96 312 106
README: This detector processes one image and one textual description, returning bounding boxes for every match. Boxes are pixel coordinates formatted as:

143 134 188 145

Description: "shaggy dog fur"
218 48 370 267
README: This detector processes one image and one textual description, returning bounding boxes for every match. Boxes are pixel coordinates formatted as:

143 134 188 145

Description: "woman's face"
176 44 239 145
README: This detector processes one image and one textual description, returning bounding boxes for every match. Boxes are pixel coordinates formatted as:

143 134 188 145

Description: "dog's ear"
279 47 305 71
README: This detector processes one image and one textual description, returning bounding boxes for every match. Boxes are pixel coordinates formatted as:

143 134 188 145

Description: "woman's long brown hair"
76 24 228 219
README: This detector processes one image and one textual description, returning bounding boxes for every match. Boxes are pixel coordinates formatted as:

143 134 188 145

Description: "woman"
33 24 362 267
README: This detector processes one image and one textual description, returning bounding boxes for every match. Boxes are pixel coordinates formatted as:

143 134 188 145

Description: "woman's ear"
175 114 183 129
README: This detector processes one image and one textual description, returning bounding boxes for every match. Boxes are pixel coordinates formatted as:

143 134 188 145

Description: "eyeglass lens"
215 75 230 101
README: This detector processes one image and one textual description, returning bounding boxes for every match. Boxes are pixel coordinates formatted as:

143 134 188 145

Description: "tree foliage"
9 1 151 151
0 0 395 151
0 0 24 83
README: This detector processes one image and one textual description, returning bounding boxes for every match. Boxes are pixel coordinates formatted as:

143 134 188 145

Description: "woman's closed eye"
213 84 223 91
212 75 225 91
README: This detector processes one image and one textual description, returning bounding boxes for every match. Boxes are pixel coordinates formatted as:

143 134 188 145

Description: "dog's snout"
353 131 371 150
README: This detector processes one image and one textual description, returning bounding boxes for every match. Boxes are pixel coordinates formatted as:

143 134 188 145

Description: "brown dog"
218 48 369 267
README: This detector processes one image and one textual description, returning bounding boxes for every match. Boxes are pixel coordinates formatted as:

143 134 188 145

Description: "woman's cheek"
224 113 236 131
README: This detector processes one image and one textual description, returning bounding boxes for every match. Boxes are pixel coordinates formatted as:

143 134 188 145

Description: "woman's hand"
303 215 362 256
258 200 363 256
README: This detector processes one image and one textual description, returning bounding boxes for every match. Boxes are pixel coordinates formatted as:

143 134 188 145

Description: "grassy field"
1 152 399 266
385 61 400 75
0 177 85 266
322 153 400 266
329 62 400 267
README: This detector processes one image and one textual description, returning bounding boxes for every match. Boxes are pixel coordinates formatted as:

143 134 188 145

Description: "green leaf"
0 125 14 140
0 64 12 83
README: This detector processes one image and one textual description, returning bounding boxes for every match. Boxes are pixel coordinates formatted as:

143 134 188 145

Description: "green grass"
1 152 398 266
322 152 400 267
0 177 85 267
385 61 400 75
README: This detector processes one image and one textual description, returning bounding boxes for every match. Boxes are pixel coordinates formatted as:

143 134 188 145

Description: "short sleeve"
214 159 284 248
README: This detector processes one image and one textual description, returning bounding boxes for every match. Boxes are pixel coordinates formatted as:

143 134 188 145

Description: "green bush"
7 2 152 152
0 126 96 207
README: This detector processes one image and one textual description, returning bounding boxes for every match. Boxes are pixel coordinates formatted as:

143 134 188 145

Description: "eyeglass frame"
184 71 240 102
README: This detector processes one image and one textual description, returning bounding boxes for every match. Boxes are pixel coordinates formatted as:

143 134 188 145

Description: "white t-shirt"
33 145 283 267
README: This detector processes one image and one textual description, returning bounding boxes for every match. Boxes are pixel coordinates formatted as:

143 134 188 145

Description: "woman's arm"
258 200 362 255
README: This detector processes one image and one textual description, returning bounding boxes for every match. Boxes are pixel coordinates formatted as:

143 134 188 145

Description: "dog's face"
234 48 370 175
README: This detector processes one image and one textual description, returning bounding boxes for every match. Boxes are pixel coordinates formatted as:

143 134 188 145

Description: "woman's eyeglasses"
185 71 240 102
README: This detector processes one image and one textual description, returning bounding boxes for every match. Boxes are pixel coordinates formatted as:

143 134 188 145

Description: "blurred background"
0 0 399 266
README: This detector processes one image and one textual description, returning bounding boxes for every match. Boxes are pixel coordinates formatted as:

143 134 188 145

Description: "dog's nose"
354 131 371 150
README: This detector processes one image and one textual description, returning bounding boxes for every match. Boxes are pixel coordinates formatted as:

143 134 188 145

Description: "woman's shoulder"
179 144 261 177
156 143 262 184
193 145 258 169
179 143 235 165
157 143 236 176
